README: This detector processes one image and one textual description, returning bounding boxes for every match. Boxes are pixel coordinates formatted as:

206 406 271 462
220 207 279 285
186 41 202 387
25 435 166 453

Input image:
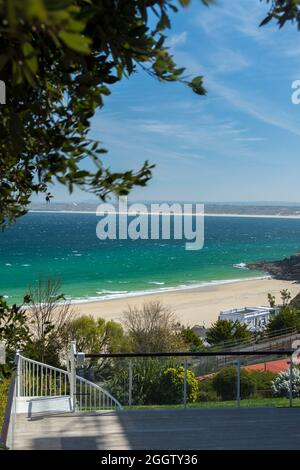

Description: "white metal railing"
68 342 122 412
18 354 70 398
75 375 122 412
17 344 122 412
1 346 122 450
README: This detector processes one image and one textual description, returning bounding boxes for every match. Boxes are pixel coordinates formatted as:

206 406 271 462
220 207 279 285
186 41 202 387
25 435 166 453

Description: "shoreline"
28 210 300 219
67 275 269 305
73 278 299 327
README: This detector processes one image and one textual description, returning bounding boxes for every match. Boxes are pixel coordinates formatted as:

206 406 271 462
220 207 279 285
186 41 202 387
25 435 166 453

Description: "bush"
206 320 252 347
198 377 219 402
250 370 277 398
0 377 10 431
198 389 219 402
108 358 168 406
266 306 300 334
109 361 200 406
272 368 300 398
158 366 199 404
212 367 256 401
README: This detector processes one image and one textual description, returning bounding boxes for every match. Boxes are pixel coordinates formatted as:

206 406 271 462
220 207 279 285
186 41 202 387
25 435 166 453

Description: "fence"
79 350 297 409
1 347 298 449
16 346 122 413
211 326 300 352
18 354 70 398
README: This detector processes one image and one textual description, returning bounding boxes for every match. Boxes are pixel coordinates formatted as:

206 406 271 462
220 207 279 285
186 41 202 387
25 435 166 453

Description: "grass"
125 397 300 410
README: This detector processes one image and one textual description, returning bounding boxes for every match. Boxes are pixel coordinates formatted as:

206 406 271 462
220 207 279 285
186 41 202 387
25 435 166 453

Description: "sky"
46 0 300 204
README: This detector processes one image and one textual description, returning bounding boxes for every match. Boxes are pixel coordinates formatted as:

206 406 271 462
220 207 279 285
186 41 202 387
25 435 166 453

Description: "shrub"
158 366 199 404
198 377 219 402
212 367 256 401
266 306 300 334
109 361 200 406
108 358 168 406
198 389 219 402
0 377 10 431
272 368 300 398
206 320 252 347
250 370 277 398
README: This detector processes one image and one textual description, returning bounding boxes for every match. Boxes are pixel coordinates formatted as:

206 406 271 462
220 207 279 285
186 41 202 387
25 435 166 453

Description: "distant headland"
29 201 300 218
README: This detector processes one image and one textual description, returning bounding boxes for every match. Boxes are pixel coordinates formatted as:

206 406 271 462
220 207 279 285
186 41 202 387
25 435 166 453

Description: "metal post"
236 358 241 407
128 360 133 408
183 359 187 408
289 359 293 408
69 341 77 412
16 350 21 398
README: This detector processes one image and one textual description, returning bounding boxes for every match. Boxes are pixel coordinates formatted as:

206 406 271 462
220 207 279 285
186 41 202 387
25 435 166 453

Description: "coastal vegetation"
23 278 75 366
1 280 300 409
0 377 9 435
272 369 300 398
205 319 252 348
123 301 204 353
265 290 300 334
266 307 300 334
0 296 31 363
212 368 256 401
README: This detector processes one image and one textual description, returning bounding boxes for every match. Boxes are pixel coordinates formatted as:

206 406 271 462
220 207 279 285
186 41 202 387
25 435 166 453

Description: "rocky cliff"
247 253 300 282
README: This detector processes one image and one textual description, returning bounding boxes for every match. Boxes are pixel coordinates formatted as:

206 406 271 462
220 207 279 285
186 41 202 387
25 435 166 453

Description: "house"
191 324 210 347
219 306 279 332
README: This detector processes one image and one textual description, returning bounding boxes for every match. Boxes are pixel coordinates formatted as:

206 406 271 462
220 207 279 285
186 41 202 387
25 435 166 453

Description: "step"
16 396 72 415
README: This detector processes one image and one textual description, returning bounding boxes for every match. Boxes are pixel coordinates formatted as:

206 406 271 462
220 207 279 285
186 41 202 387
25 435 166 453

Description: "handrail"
18 352 122 410
18 354 69 375
84 350 294 358
76 375 122 410
18 354 70 398
210 326 300 351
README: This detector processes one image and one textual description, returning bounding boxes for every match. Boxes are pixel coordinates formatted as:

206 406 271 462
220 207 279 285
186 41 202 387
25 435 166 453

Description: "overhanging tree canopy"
0 0 299 227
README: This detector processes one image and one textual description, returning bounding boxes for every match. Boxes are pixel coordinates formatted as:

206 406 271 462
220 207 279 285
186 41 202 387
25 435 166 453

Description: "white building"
219 306 279 332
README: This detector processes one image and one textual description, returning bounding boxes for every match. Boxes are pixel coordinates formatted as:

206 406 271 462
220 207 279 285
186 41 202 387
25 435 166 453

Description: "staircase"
1 343 122 450
16 346 122 415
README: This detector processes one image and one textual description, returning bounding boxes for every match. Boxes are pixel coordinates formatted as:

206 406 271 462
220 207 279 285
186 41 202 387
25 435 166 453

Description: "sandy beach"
73 278 300 327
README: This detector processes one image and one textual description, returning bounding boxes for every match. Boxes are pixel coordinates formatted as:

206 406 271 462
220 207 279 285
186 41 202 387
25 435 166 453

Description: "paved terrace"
14 408 300 450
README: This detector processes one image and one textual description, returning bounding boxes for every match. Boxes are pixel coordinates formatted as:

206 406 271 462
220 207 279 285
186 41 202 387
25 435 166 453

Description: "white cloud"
210 48 251 73
174 51 300 138
167 31 188 48
234 137 266 142
207 76 300 137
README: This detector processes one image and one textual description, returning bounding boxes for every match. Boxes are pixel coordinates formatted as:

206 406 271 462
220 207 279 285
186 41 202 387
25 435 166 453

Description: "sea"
0 211 300 304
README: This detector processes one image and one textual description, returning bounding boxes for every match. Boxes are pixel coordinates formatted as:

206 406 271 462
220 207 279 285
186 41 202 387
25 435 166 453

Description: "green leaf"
179 0 191 6
27 0 48 21
58 31 91 54
190 76 206 95
259 15 273 27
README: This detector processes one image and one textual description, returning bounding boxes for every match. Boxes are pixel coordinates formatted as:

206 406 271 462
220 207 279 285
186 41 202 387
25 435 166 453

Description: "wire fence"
77 350 298 410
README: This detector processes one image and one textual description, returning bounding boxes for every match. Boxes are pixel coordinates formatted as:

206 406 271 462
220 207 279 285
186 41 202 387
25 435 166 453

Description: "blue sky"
52 0 300 203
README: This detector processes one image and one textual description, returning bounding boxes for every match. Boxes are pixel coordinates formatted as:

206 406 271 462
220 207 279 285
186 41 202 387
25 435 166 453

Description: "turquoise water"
0 212 300 304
